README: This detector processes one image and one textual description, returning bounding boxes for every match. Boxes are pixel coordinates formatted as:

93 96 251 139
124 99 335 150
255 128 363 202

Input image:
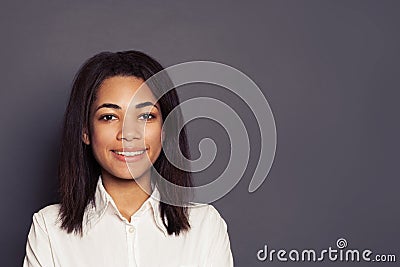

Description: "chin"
117 169 149 180
101 167 132 180
102 163 151 180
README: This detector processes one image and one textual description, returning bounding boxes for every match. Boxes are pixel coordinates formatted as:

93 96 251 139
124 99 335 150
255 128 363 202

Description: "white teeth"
114 150 145 156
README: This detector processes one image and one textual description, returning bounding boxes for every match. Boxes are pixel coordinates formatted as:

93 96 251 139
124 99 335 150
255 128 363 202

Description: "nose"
116 120 144 142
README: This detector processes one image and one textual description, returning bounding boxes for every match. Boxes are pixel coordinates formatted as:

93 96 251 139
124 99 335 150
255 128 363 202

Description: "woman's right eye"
100 114 117 121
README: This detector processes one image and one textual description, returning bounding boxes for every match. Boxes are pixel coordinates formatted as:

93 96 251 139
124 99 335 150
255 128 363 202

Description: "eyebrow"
95 102 159 112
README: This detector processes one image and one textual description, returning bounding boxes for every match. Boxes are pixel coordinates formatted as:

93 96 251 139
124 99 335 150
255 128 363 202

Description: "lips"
112 147 147 152
111 148 148 163
113 150 146 156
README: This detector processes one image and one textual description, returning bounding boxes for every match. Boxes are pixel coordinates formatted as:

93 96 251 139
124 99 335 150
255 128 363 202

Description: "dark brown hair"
57 51 193 236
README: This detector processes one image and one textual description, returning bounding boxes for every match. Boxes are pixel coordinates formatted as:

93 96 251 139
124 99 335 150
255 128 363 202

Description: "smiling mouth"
112 149 147 157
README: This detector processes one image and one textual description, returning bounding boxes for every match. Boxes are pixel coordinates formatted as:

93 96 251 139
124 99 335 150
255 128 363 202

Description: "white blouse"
23 176 234 267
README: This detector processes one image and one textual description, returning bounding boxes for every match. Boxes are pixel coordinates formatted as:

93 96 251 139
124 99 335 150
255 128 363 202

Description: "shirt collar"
84 175 168 236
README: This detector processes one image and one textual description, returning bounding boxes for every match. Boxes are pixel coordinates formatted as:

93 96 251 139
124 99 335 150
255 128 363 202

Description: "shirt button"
129 226 135 233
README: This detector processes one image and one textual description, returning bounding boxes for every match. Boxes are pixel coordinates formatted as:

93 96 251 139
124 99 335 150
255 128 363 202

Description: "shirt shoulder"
36 203 60 218
187 203 228 232
34 204 62 230
186 204 233 266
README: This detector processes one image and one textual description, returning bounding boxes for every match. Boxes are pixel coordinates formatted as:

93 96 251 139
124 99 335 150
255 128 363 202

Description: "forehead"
94 76 158 107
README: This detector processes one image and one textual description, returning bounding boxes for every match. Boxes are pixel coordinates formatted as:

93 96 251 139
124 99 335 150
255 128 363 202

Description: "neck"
101 171 152 222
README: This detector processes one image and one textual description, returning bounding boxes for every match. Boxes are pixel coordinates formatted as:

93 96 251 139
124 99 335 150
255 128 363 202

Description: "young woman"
23 51 234 267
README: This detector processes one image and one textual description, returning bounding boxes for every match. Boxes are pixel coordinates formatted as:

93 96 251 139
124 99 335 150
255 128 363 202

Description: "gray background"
1 0 399 266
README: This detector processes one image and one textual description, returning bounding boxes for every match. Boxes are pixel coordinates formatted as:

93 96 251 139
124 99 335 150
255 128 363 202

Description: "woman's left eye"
139 113 155 121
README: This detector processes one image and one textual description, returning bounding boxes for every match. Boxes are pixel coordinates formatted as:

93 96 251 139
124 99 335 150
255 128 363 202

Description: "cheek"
145 126 163 148
91 125 116 151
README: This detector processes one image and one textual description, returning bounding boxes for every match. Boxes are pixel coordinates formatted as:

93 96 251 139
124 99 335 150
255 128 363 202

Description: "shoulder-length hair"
58 51 193 236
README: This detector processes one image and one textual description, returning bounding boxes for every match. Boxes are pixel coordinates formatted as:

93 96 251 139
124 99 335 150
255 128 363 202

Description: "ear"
82 128 90 145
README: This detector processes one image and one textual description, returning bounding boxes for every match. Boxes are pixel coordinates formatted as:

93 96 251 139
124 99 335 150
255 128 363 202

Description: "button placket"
126 224 137 267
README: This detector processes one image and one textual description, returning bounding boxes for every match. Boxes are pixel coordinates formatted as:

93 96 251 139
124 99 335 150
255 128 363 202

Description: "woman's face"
83 75 163 181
